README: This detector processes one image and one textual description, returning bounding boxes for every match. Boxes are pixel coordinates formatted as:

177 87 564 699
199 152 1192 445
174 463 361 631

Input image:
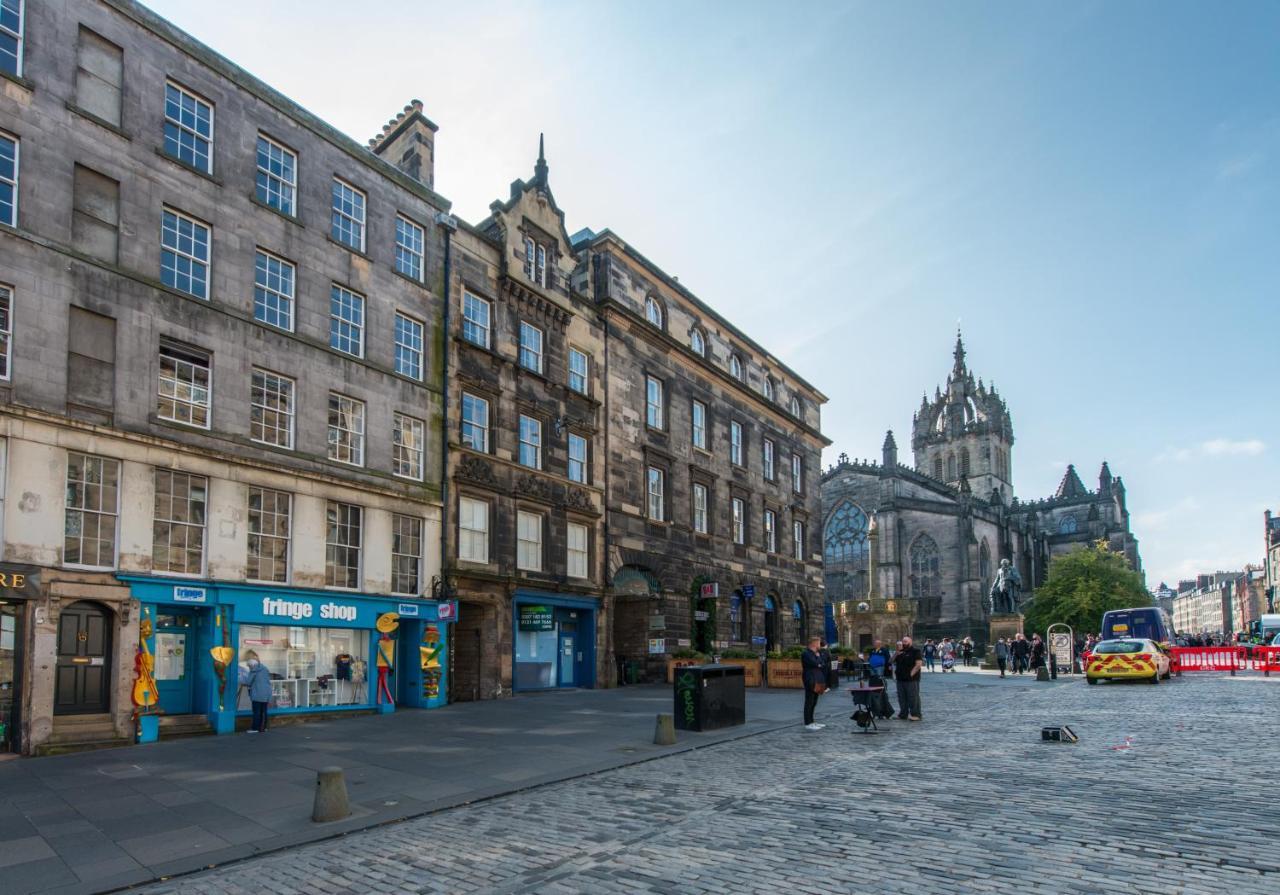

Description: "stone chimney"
368 99 439 190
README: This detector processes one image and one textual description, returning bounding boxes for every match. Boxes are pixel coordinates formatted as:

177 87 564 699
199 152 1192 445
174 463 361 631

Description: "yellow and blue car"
1085 638 1171 685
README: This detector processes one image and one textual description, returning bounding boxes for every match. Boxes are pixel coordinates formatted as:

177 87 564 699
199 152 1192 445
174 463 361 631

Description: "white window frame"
327 392 366 467
792 453 804 493
794 520 805 561
790 395 802 417
763 378 775 402
567 521 589 579
568 433 588 484
0 130 16 228
158 341 212 429
0 0 24 78
523 236 535 281
163 80 214 174
246 487 291 585
517 510 543 572
0 283 11 381
519 414 542 469
692 482 708 534
393 412 425 481
329 283 365 357
730 421 743 466
519 321 544 374
325 500 363 589
568 347 589 394
255 133 297 216
645 375 664 430
690 328 706 357
691 400 707 450
394 312 425 381
64 453 120 570
462 291 491 349
732 497 745 545
646 466 665 522
645 296 663 328
253 248 295 331
461 392 489 452
458 496 489 564
330 177 366 252
395 215 425 282
250 367 295 449
160 207 210 300
390 512 423 596
764 509 777 554
535 244 547 288
152 469 208 577
763 439 775 480
730 354 744 380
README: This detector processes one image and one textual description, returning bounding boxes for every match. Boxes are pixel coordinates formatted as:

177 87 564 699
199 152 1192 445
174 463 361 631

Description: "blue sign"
741 585 756 599
751 635 767 646
173 586 207 604
398 602 420 617
764 596 776 612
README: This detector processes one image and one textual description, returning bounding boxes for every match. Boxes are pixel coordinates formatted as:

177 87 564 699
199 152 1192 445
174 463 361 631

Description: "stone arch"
908 534 941 600
946 453 957 480
612 564 662 596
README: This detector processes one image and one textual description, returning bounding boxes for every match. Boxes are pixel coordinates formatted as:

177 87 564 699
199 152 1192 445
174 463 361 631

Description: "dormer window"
523 236 549 288
763 377 775 402
645 296 663 328
690 328 706 357
789 395 802 417
730 353 744 381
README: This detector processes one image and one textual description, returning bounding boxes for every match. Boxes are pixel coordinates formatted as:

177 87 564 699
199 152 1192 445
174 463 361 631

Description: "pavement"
0 679 848 895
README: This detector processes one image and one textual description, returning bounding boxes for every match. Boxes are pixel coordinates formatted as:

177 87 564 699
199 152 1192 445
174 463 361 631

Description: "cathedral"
821 334 1142 650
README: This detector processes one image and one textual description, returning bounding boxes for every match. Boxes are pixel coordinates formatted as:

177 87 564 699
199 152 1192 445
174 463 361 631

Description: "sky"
144 0 1280 590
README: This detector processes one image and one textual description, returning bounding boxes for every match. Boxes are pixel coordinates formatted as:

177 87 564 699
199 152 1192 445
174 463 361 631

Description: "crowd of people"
800 635 924 729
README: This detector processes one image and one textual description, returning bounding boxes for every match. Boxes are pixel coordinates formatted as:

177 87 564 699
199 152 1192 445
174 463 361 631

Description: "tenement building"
0 0 450 754
822 334 1142 650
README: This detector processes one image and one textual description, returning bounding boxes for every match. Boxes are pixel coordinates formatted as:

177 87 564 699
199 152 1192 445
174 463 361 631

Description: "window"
793 520 806 561
0 284 10 380
519 415 542 469
64 453 119 568
255 134 296 216
1058 515 1079 535
462 291 491 348
764 509 777 553
692 482 708 534
536 244 547 287
153 470 207 575
250 368 295 448
329 284 364 357
792 453 804 493
160 209 210 299
730 353 744 381
75 28 124 126
391 513 423 595
253 249 295 330
789 395 801 417
646 467 665 522
393 413 425 480
960 448 971 477
158 342 211 428
327 393 365 466
523 237 535 281
247 487 290 584
72 165 120 264
1 0 23 77
330 178 366 251
524 237 549 288
163 82 213 174
519 321 544 374
691 400 707 450
645 376 664 429
909 535 941 598
763 378 774 402
461 392 489 452
325 501 362 588
730 421 743 466
568 347 589 394
0 131 13 227
645 296 663 328
568 433 588 483
517 511 543 571
394 313 424 380
732 497 745 545
395 216 425 281
458 496 489 563
934 457 943 480
824 501 869 566
690 328 706 357
567 522 589 579
763 439 776 480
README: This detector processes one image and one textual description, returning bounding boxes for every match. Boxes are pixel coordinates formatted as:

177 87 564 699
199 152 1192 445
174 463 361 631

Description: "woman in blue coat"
238 650 273 733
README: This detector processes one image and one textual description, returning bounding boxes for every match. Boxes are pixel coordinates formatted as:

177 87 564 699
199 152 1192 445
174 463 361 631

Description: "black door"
1 602 23 751
54 601 112 715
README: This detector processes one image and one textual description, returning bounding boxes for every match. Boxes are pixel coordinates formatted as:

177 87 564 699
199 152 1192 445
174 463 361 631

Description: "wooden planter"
666 658 704 684
765 658 804 689
719 658 763 687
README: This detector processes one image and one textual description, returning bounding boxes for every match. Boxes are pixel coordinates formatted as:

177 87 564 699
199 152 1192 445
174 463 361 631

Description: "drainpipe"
435 211 457 699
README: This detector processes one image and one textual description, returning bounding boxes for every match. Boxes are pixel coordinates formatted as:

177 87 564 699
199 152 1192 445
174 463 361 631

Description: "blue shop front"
120 577 454 737
511 590 597 691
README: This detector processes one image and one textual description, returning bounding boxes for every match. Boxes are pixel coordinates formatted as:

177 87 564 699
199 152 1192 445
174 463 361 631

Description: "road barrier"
1249 645 1280 676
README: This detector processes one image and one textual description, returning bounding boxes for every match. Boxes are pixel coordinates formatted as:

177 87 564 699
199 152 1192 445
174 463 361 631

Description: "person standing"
923 639 937 672
239 650 272 733
893 636 924 721
939 637 956 672
865 638 896 719
962 637 974 667
1030 634 1047 671
1011 633 1030 674
801 637 827 730
995 638 1009 678
820 641 840 692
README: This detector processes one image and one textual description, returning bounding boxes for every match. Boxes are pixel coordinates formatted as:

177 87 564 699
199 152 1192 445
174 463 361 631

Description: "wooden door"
54 601 112 715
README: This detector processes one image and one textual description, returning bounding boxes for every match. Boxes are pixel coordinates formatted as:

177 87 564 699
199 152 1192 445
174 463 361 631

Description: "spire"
533 132 548 187
882 430 898 469
952 327 967 377
1054 464 1088 499
1098 461 1113 492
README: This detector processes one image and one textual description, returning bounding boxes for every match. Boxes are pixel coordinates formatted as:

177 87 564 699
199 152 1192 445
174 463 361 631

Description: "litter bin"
673 664 746 732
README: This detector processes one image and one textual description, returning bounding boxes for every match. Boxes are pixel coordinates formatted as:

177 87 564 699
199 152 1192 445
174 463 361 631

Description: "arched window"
909 534 941 599
823 501 870 566
763 377 774 401
789 395 801 417
730 353 744 381
960 448 970 477
934 456 943 479
979 540 991 587
946 453 957 481
644 296 663 328
1058 515 1078 535
690 328 706 357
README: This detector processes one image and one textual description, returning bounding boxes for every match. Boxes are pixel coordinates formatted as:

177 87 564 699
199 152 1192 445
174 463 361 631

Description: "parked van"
1102 607 1174 646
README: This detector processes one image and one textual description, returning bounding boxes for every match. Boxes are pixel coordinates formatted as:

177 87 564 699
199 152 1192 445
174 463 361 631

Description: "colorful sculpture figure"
209 610 235 711
375 612 399 705
420 624 443 699
131 608 162 718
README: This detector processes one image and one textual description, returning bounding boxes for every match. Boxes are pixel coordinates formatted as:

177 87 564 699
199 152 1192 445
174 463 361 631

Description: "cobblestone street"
140 671 1278 895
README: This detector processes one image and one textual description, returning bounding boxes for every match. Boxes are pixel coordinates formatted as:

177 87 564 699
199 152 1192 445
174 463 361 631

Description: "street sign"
700 582 719 598
742 585 756 599
694 610 709 621
751 635 767 646
1047 623 1075 676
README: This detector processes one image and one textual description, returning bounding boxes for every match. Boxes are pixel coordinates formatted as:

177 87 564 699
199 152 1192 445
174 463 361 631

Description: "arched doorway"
54 601 112 715
764 595 778 652
793 599 806 642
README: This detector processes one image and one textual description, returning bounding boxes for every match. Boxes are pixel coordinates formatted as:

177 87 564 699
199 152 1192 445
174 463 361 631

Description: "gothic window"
823 501 869 566
979 540 991 587
1058 515 1078 535
909 534 941 599
982 445 991 470
934 457 943 480
960 448 970 477
946 453 956 481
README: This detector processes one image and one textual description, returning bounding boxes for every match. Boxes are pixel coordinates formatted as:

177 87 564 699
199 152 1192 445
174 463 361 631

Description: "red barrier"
1250 646 1280 676
1169 646 1246 675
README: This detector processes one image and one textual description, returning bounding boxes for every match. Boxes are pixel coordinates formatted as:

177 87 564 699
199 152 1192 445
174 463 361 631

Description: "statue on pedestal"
989 558 1023 614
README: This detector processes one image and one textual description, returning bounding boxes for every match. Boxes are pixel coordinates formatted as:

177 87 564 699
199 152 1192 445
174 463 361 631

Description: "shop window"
391 513 422 595
238 623 368 709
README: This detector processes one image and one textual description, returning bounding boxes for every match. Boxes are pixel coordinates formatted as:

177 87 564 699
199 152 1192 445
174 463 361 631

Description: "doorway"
54 601 112 715
1 601 23 752
693 598 715 654
764 596 778 653
558 625 577 687
154 611 196 714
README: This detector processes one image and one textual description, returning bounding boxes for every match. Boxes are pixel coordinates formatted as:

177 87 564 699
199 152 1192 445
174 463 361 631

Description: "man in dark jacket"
893 636 924 721
801 637 826 730
1011 633 1031 674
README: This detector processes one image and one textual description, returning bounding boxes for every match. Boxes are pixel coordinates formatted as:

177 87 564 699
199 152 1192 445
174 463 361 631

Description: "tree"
1023 541 1149 637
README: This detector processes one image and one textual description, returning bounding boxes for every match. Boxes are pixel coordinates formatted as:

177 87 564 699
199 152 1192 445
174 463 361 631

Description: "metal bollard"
653 712 676 746
312 766 351 823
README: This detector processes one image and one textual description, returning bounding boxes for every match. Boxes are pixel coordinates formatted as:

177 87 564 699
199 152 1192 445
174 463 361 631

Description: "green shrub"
720 647 761 659
670 648 707 660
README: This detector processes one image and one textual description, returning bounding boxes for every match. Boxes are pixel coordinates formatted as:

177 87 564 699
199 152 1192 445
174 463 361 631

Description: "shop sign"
677 639 691 647
260 596 358 622
694 610 709 621
700 582 719 598
648 638 666 655
438 601 458 621
0 565 39 597
398 603 420 617
741 585 756 599
519 605 554 632
648 615 666 630
173 586 207 604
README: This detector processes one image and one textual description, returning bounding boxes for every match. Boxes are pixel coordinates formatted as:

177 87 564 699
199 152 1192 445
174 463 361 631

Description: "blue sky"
145 0 1279 589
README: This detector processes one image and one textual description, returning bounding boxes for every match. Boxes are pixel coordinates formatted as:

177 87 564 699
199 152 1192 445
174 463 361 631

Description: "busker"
893 636 924 721
864 638 896 719
801 637 827 730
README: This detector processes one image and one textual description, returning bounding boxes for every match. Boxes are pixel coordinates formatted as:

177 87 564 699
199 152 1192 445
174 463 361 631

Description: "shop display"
237 623 368 710
132 608 161 717
421 624 443 699
375 612 398 705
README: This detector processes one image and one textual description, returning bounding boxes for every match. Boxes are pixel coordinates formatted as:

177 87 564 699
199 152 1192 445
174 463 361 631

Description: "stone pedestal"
983 613 1025 669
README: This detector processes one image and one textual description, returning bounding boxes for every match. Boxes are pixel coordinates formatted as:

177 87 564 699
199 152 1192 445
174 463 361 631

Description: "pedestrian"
865 638 896 719
239 650 272 733
820 641 840 692
1030 634 1046 671
1011 633 1030 673
962 637 974 667
995 637 1009 678
939 637 956 672
801 637 827 730
893 635 924 721
923 638 937 672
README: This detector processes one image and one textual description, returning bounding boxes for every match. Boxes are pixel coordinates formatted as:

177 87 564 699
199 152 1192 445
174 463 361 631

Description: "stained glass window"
909 535 941 598
823 501 869 565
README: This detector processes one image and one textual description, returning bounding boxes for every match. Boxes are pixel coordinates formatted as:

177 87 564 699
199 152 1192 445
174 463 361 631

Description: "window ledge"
0 69 33 92
249 193 302 227
391 267 429 292
326 233 373 261
65 102 130 140
154 147 221 185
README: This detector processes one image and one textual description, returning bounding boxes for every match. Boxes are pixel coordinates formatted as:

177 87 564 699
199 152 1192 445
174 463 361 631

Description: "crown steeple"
952 327 967 378
533 133 549 187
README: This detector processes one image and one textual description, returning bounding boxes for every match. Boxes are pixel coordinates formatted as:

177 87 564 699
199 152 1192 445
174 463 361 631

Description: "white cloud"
1134 497 1200 532
1155 439 1265 463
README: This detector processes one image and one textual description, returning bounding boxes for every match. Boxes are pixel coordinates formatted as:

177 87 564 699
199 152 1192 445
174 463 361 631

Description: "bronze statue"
989 558 1023 614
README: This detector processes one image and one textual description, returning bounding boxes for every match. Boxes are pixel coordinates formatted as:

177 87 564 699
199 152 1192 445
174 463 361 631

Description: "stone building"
1265 510 1280 617
1172 572 1242 637
822 334 1143 650
0 0 449 754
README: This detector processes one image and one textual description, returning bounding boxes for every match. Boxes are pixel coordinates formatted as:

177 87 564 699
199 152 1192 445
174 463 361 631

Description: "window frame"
0 282 11 381
0 129 16 228
644 296 663 328
689 327 706 357
255 132 297 217
330 176 367 253
160 207 211 300
152 469 208 577
253 248 295 332
730 353 744 381
461 290 491 349
692 482 709 534
646 466 666 522
390 512 423 596
0 0 24 78
516 509 544 572
792 452 804 494
763 438 776 481
394 311 425 381
567 432 588 484
157 340 212 430
63 452 121 571
458 495 490 564
325 500 363 590
763 377 775 402
393 412 426 481
645 375 664 430
789 395 802 417
732 497 746 545
327 392 366 467
518 321 545 374
163 80 214 175
730 421 744 467
394 214 426 282
567 346 589 394
329 283 365 358
250 367 296 449
691 400 707 451
461 391 490 453
566 521 589 580
794 519 806 561
518 414 542 470
246 486 291 585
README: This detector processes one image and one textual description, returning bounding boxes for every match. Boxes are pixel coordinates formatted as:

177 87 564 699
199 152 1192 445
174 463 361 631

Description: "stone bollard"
653 713 676 746
312 766 351 823
1035 666 1051 682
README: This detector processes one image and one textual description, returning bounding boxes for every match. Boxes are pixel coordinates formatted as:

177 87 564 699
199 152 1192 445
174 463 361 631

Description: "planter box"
666 658 704 684
719 658 763 687
765 658 804 688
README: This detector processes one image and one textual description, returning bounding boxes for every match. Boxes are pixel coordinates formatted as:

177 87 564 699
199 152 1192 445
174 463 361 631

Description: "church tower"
911 331 1015 503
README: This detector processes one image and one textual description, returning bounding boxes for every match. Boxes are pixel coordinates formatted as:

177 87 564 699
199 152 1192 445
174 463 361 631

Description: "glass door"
155 611 195 714
558 631 576 687
0 602 21 752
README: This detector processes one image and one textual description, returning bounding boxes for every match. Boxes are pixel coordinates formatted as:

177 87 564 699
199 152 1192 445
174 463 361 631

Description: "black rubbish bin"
673 664 746 732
